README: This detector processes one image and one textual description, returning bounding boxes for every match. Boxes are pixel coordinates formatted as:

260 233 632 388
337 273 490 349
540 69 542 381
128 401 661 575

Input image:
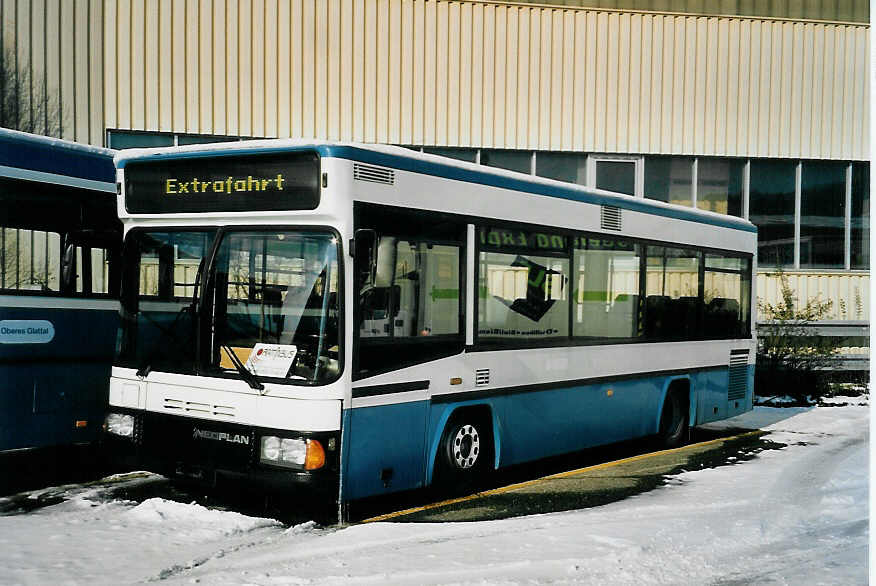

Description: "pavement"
360 429 776 523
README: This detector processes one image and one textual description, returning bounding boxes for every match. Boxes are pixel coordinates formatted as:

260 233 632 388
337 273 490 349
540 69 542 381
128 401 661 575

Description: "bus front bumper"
101 409 340 496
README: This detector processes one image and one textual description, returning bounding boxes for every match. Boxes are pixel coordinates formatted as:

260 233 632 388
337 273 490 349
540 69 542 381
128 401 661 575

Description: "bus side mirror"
353 229 377 289
60 243 77 294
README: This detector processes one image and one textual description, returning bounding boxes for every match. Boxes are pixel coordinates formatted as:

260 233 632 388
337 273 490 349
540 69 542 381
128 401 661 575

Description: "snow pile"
124 498 279 538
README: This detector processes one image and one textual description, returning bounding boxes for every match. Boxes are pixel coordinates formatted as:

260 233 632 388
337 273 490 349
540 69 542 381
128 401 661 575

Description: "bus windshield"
208 229 340 385
117 228 341 386
117 230 216 376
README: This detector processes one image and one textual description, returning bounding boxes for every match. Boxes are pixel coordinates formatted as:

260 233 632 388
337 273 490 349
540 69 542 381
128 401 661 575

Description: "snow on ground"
0 402 867 586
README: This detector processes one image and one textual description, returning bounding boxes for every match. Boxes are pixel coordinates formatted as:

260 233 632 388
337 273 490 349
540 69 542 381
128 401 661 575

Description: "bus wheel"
658 389 688 449
435 411 492 491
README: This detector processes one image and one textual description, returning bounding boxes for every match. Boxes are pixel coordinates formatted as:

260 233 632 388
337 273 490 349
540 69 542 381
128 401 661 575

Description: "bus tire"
657 388 689 449
435 410 493 491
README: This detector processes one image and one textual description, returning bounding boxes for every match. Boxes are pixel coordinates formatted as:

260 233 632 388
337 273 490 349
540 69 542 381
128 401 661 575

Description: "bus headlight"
105 413 135 438
259 436 325 470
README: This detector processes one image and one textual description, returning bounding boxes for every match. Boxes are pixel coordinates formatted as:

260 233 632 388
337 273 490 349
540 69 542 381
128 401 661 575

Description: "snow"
0 402 867 585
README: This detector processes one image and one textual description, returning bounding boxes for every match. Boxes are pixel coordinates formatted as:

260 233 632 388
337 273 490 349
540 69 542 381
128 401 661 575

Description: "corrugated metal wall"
757 271 870 321
0 0 104 145
524 1 869 24
98 0 869 160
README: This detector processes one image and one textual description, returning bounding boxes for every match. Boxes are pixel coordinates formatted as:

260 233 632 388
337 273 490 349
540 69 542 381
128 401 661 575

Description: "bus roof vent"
601 205 622 231
728 349 749 400
353 163 395 186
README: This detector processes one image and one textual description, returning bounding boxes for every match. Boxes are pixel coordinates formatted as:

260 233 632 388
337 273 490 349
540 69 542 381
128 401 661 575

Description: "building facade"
1 0 870 362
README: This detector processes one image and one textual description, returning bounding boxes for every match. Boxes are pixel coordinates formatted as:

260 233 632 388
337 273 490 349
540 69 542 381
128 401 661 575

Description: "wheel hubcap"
452 424 480 469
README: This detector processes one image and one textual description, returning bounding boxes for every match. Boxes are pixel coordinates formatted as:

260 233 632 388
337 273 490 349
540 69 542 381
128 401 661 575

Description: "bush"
756 269 842 405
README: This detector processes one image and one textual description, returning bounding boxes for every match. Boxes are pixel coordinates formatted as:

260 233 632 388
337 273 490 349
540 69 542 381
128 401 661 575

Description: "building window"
480 150 532 174
800 161 846 269
748 160 796 267
697 158 744 216
594 158 637 196
422 146 478 163
644 156 693 206
536 152 587 185
851 162 869 270
106 129 248 149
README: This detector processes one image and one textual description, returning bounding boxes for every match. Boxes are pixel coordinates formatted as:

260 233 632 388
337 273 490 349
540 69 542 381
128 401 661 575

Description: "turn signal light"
305 439 326 470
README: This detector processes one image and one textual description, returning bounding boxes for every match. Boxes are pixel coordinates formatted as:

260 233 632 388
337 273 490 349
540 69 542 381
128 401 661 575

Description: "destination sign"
124 151 320 213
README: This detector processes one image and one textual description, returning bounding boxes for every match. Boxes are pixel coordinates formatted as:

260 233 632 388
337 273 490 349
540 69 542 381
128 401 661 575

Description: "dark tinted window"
697 158 744 217
481 150 532 174
749 160 796 267
851 162 869 269
800 161 846 269
536 152 587 184
645 156 693 205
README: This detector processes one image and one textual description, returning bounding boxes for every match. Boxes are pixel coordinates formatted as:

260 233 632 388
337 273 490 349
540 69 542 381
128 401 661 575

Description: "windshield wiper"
221 345 265 392
135 302 194 377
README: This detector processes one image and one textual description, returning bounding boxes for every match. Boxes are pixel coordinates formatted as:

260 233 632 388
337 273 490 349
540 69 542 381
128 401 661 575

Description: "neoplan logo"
192 428 250 445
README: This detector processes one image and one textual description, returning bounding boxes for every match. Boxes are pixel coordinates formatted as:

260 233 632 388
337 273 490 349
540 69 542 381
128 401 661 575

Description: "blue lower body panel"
0 306 117 452
342 366 753 501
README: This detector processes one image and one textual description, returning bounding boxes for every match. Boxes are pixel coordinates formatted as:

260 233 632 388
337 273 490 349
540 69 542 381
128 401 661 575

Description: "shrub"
756 269 842 404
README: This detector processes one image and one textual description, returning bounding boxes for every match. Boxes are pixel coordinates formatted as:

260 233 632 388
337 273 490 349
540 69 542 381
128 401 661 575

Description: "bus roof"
0 128 116 192
115 139 757 234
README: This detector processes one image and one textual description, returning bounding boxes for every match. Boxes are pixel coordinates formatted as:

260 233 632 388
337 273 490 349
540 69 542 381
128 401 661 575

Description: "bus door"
346 204 465 499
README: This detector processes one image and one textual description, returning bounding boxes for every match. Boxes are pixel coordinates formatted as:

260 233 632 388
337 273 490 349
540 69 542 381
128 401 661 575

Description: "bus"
0 129 121 470
104 141 756 512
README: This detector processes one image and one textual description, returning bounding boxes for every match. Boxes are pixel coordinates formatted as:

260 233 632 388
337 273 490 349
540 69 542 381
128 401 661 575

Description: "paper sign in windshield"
245 344 298 378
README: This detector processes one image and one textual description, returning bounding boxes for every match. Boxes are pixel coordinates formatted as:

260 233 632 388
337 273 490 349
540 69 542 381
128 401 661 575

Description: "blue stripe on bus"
116 144 757 234
0 132 116 184
340 365 753 501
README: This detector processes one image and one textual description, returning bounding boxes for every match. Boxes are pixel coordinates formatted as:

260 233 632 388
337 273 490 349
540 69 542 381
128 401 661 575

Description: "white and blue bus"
0 129 120 463
104 141 755 508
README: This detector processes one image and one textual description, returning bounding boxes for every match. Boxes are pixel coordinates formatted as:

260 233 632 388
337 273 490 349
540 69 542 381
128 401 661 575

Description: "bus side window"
0 228 62 293
354 207 465 379
359 238 461 340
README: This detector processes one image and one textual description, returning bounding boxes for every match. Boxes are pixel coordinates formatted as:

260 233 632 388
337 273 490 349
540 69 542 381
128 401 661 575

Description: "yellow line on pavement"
360 429 766 524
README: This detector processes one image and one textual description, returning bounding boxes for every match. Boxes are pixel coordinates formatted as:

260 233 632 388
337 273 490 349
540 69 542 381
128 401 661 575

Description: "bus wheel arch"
430 405 496 489
657 378 691 449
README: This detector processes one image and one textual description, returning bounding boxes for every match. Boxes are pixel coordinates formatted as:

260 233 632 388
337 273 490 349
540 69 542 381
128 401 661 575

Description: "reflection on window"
645 246 701 339
748 160 796 267
359 239 460 338
573 237 640 339
212 231 340 384
800 161 846 269
697 158 744 216
478 227 568 342
536 152 587 185
480 150 532 174
851 162 869 269
644 156 692 206
0 228 60 292
138 232 213 299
